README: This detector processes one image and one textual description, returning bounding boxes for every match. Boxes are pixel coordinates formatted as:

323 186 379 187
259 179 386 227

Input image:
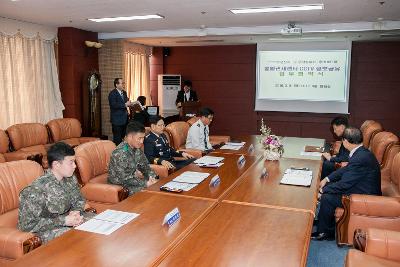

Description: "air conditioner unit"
158 74 181 117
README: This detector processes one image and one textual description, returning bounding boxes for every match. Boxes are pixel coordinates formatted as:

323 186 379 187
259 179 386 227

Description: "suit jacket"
324 146 381 196
144 131 182 164
175 89 198 105
108 89 129 126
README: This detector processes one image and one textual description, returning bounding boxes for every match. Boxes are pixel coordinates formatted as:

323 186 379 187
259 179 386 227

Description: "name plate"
261 167 268 178
162 207 181 227
248 144 255 154
237 155 246 166
209 175 221 187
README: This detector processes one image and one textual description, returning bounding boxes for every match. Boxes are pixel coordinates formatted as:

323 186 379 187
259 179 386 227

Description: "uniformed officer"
144 116 195 170
18 142 95 244
186 107 214 152
108 121 157 196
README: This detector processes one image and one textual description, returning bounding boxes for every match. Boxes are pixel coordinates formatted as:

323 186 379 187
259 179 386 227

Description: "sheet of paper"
300 151 322 157
172 171 210 184
94 210 139 224
162 181 198 191
280 169 313 186
220 144 243 150
225 142 246 146
194 156 225 165
75 218 124 235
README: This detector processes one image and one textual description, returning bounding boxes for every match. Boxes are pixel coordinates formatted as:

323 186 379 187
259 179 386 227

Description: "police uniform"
186 119 212 151
108 141 156 196
18 171 94 244
144 131 195 170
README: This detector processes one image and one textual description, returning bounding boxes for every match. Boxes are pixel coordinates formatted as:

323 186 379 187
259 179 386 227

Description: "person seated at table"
175 80 198 109
108 121 158 196
130 96 149 126
320 116 350 179
312 127 381 241
186 107 214 152
18 142 95 244
144 116 195 171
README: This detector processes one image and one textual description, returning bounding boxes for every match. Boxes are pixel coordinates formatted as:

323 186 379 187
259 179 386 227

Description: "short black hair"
331 116 348 127
47 142 75 168
137 96 146 106
343 127 363 144
183 80 192 87
126 121 145 135
199 107 214 117
114 78 122 87
149 115 163 126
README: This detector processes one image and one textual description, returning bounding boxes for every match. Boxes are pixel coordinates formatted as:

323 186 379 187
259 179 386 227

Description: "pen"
290 167 310 171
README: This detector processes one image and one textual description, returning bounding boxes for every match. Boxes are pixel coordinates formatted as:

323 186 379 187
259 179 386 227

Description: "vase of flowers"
259 119 284 161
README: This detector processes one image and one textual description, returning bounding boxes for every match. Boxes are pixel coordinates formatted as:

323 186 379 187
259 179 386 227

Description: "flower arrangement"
259 118 284 160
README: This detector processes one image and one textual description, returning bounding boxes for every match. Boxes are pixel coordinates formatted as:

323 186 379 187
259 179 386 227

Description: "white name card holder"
209 175 221 187
261 167 268 179
248 144 255 154
237 155 246 168
162 207 181 227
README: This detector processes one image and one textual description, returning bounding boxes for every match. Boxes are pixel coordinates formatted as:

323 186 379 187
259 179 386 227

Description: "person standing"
108 78 131 145
175 80 198 108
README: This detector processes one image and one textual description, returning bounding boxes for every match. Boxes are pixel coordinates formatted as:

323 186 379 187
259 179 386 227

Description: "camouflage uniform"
18 171 94 244
108 141 156 196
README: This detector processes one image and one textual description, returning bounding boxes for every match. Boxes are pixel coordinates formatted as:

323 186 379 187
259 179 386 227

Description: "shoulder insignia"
123 144 129 152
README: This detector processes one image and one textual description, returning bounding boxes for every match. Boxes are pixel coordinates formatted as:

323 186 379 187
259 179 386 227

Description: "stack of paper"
300 151 322 157
220 142 246 150
280 169 313 187
75 210 140 235
161 171 211 192
194 156 224 166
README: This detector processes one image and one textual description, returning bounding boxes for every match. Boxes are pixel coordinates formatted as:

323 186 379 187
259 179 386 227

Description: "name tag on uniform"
156 144 162 147
237 155 246 167
248 144 255 154
209 175 221 187
162 207 181 227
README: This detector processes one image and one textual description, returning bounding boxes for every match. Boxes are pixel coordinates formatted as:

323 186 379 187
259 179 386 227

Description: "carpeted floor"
307 239 350 267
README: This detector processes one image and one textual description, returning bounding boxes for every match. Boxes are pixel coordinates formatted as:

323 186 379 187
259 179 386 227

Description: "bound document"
280 168 313 187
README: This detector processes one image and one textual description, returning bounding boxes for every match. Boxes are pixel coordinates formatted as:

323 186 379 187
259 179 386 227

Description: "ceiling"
2 0 400 45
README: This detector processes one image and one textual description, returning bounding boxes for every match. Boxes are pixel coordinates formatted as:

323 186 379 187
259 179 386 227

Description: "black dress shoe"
311 232 335 241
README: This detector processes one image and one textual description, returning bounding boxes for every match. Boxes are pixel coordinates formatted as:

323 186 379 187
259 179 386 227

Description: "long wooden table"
145 153 259 200
11 192 217 267
155 202 313 267
11 136 325 267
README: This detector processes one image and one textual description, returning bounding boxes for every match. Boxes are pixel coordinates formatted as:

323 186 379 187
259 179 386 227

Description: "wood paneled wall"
151 42 400 140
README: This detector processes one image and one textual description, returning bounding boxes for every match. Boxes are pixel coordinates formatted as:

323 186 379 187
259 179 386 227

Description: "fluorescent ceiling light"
89 14 164 22
230 4 324 14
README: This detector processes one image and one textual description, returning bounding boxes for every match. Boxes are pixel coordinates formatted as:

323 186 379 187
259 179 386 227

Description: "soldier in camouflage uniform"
108 121 158 196
18 142 95 244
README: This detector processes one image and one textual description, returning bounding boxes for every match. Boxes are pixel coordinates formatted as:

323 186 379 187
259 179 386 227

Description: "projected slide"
258 50 348 101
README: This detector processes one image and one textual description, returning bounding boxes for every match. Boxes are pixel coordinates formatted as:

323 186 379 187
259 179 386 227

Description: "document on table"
75 210 140 235
161 181 198 192
172 171 210 184
220 142 246 150
280 169 313 187
194 156 224 165
300 151 322 157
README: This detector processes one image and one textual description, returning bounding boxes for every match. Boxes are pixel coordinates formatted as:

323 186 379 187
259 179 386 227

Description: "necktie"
203 127 208 149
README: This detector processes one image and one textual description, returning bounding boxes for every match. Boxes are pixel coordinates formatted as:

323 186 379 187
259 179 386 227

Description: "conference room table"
11 135 325 267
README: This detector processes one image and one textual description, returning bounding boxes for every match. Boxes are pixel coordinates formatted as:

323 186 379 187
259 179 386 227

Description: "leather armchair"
47 118 98 147
0 129 39 164
345 228 400 266
185 117 230 146
165 121 203 158
75 140 129 213
360 120 383 149
0 160 43 265
6 123 50 168
369 131 400 182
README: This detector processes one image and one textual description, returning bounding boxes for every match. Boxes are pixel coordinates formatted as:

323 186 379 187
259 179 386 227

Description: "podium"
180 101 201 118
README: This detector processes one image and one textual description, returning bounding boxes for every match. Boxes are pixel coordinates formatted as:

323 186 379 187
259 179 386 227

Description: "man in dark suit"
144 116 195 170
312 127 381 241
108 78 131 145
321 116 350 179
175 80 198 107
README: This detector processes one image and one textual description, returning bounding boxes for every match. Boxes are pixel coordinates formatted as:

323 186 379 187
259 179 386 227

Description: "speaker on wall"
163 47 170 57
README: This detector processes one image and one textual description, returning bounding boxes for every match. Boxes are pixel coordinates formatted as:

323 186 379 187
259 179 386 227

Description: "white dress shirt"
185 119 212 151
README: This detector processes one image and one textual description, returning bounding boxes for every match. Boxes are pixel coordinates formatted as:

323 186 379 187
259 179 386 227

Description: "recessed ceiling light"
229 4 324 14
88 14 164 22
